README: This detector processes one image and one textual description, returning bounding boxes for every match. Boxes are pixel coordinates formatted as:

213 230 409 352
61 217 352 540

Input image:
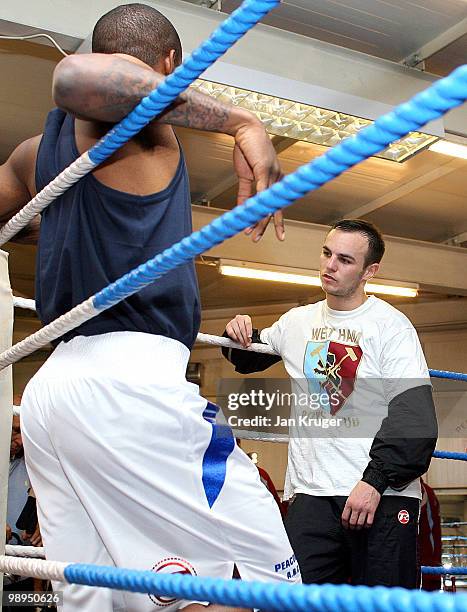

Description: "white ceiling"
219 0 467 65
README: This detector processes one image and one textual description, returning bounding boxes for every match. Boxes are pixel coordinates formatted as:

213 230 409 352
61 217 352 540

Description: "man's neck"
75 118 177 157
326 291 368 312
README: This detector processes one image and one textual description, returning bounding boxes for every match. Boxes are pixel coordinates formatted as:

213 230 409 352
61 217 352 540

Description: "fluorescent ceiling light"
429 140 467 160
191 79 437 162
365 282 418 298
220 263 322 287
219 260 418 298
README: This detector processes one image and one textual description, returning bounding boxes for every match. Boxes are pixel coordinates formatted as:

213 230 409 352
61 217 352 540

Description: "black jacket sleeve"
16 495 38 534
221 329 282 374
361 384 438 495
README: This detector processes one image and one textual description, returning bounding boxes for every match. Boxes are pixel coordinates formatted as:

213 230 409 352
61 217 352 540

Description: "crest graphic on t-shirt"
303 340 363 414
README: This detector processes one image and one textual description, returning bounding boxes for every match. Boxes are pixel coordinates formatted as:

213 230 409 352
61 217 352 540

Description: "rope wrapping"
196 333 278 354
0 556 66 581
0 154 95 245
12 297 37 311
0 298 97 368
5 545 45 559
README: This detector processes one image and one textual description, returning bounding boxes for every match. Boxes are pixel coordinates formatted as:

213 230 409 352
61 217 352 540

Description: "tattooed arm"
53 53 284 241
54 54 237 133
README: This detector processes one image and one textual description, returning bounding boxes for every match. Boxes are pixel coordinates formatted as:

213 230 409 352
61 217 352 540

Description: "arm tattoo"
160 91 230 132
55 56 233 131
65 70 160 122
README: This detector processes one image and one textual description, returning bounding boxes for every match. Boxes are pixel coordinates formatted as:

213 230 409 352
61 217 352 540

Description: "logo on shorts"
398 509 410 525
149 557 197 606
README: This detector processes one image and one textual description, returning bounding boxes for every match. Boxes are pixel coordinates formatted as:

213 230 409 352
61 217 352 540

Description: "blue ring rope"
429 369 467 381
92 64 467 312
422 567 467 576
433 450 467 461
63 564 467 611
88 0 281 165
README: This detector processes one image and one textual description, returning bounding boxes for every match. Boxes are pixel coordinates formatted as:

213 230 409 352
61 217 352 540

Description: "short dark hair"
92 3 182 68
330 219 385 266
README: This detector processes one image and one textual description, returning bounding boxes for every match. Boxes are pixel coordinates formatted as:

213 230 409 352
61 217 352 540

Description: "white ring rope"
5 299 277 371
12 297 36 311
0 153 95 246
232 430 288 443
0 556 66 581
12 299 278 355
0 297 97 369
196 332 278 355
5 545 45 559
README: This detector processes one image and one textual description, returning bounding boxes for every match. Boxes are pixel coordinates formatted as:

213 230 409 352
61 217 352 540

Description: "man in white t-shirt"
222 219 438 587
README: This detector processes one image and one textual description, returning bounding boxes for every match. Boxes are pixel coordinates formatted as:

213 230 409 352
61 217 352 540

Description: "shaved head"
92 3 182 68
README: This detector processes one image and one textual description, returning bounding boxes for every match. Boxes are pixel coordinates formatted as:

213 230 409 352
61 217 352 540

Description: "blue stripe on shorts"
202 402 235 508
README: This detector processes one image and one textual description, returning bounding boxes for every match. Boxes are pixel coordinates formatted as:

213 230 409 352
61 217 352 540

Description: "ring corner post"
0 249 14 612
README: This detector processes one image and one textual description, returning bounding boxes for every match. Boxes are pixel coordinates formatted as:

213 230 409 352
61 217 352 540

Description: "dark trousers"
285 494 420 587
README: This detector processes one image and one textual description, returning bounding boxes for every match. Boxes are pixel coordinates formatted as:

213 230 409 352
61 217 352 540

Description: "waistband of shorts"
51 332 190 380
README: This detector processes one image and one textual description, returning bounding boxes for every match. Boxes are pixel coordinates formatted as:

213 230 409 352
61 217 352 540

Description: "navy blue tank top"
35 109 201 349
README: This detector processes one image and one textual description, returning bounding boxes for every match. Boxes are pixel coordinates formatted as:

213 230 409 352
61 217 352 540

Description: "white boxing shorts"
21 332 300 611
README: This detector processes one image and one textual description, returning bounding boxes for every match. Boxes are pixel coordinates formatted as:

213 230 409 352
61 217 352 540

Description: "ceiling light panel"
191 79 437 162
429 140 467 160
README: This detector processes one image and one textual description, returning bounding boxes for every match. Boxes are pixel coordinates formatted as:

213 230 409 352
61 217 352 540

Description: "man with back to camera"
223 219 438 587
0 4 300 610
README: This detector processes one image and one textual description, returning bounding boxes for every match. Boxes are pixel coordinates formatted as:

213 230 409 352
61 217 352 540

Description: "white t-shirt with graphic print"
260 296 430 500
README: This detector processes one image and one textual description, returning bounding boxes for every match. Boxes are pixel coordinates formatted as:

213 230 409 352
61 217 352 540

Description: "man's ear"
163 49 177 75
362 262 379 282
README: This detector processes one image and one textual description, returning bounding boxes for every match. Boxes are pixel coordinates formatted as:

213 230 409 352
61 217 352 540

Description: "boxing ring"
1 0 467 608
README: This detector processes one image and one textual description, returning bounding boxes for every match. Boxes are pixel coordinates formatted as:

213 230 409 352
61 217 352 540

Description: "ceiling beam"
443 231 467 246
342 158 464 220
199 135 295 204
192 205 467 295
403 17 467 67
